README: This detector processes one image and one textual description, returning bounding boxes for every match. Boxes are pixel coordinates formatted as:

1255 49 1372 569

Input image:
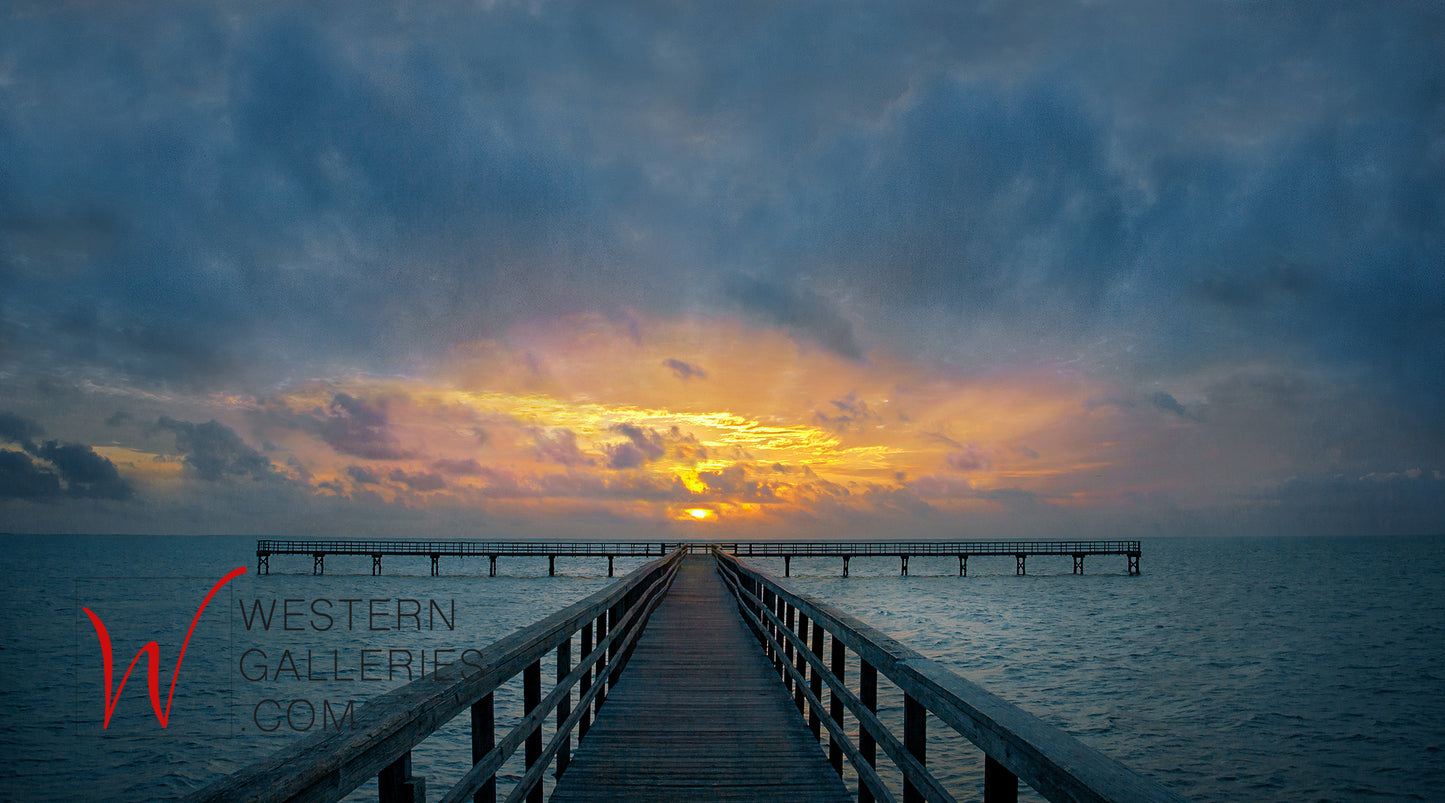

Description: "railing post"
859 660 877 803
809 620 824 738
829 634 845 775
379 750 425 803
472 694 495 803
579 621 593 738
904 694 926 803
984 755 1019 803
783 604 797 692
524 659 543 803
595 612 609 713
556 636 571 776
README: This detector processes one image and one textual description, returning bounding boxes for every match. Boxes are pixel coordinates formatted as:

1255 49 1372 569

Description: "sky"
1 0 1442 539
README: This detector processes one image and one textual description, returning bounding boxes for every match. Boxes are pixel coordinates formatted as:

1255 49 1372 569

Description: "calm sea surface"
0 535 1441 802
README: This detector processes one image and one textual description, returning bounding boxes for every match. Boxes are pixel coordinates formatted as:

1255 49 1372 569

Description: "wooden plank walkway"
550 555 851 803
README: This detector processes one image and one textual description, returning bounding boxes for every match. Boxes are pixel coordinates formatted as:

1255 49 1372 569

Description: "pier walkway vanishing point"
254 538 1143 578
190 549 1183 803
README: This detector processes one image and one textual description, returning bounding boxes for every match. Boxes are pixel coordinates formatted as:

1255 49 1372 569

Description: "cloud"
316 394 411 460
725 275 863 360
0 449 62 500
388 469 446 492
946 445 992 473
532 428 593 467
432 458 485 476
0 411 44 451
33 440 134 500
156 417 273 481
662 358 707 380
1150 391 1190 418
346 465 380 485
813 392 878 433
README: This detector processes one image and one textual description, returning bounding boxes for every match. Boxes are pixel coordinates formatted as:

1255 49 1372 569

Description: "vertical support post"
556 636 571 776
372 554 383 576
1073 554 1084 575
257 553 269 575
904 694 926 803
859 660 878 803
524 659 542 803
959 555 966 577
828 634 845 776
783 604 796 692
984 755 1019 803
809 620 824 738
606 603 621 692
784 555 791 577
549 555 556 577
594 612 609 715
901 555 908 576
794 612 808 714
842 556 850 577
579 622 593 738
489 555 497 577
430 554 440 577
1015 554 1026 576
472 693 495 803
379 750 425 803
608 555 614 577
313 553 324 575
1128 554 1140 575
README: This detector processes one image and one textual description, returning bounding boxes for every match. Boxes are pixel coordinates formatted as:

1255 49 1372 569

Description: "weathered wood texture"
550 556 851 803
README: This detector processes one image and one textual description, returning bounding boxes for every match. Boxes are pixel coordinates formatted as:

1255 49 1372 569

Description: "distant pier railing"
255 539 1143 577
714 550 1183 803
187 548 685 803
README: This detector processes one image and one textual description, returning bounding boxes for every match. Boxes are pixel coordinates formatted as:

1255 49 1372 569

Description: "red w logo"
81 566 247 729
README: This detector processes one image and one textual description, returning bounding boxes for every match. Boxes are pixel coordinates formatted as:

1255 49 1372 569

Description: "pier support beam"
984 755 1018 803
378 750 425 803
471 694 495 803
1128 554 1140 575
257 553 268 575
312 553 324 575
904 694 927 803
607 555 614 577
784 555 791 577
429 554 440 577
371 554 382 576
1015 554 1026 576
901 555 909 576
488 555 497 577
958 555 967 577
549 555 556 577
1072 554 1084 575
841 555 850 577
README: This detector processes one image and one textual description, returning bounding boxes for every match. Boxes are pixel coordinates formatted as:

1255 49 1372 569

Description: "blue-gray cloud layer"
1 0 1442 532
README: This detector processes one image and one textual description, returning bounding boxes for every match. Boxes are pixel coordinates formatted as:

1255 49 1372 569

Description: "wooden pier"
549 557 850 802
255 539 1143 578
190 549 1182 803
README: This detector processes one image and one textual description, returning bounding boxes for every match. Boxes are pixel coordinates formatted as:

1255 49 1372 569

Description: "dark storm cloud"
1150 392 1189 419
157 417 273 482
662 359 707 381
0 411 133 499
725 275 863 360
33 440 134 500
0 411 44 451
0 449 62 500
605 424 666 470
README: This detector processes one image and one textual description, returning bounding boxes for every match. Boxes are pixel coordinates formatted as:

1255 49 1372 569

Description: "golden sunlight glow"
171 313 1139 533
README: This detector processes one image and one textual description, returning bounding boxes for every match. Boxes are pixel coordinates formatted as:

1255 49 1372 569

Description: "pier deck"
550 555 850 803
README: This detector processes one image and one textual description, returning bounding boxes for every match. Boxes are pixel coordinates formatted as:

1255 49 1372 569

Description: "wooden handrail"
186 548 685 803
714 549 1185 803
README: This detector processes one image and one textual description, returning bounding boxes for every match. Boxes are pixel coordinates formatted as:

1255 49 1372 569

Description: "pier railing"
186 548 685 803
714 549 1183 803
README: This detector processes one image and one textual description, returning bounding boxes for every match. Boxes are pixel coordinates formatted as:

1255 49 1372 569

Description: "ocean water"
0 535 1441 802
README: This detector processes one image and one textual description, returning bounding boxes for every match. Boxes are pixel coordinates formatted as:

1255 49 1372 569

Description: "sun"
684 508 715 521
